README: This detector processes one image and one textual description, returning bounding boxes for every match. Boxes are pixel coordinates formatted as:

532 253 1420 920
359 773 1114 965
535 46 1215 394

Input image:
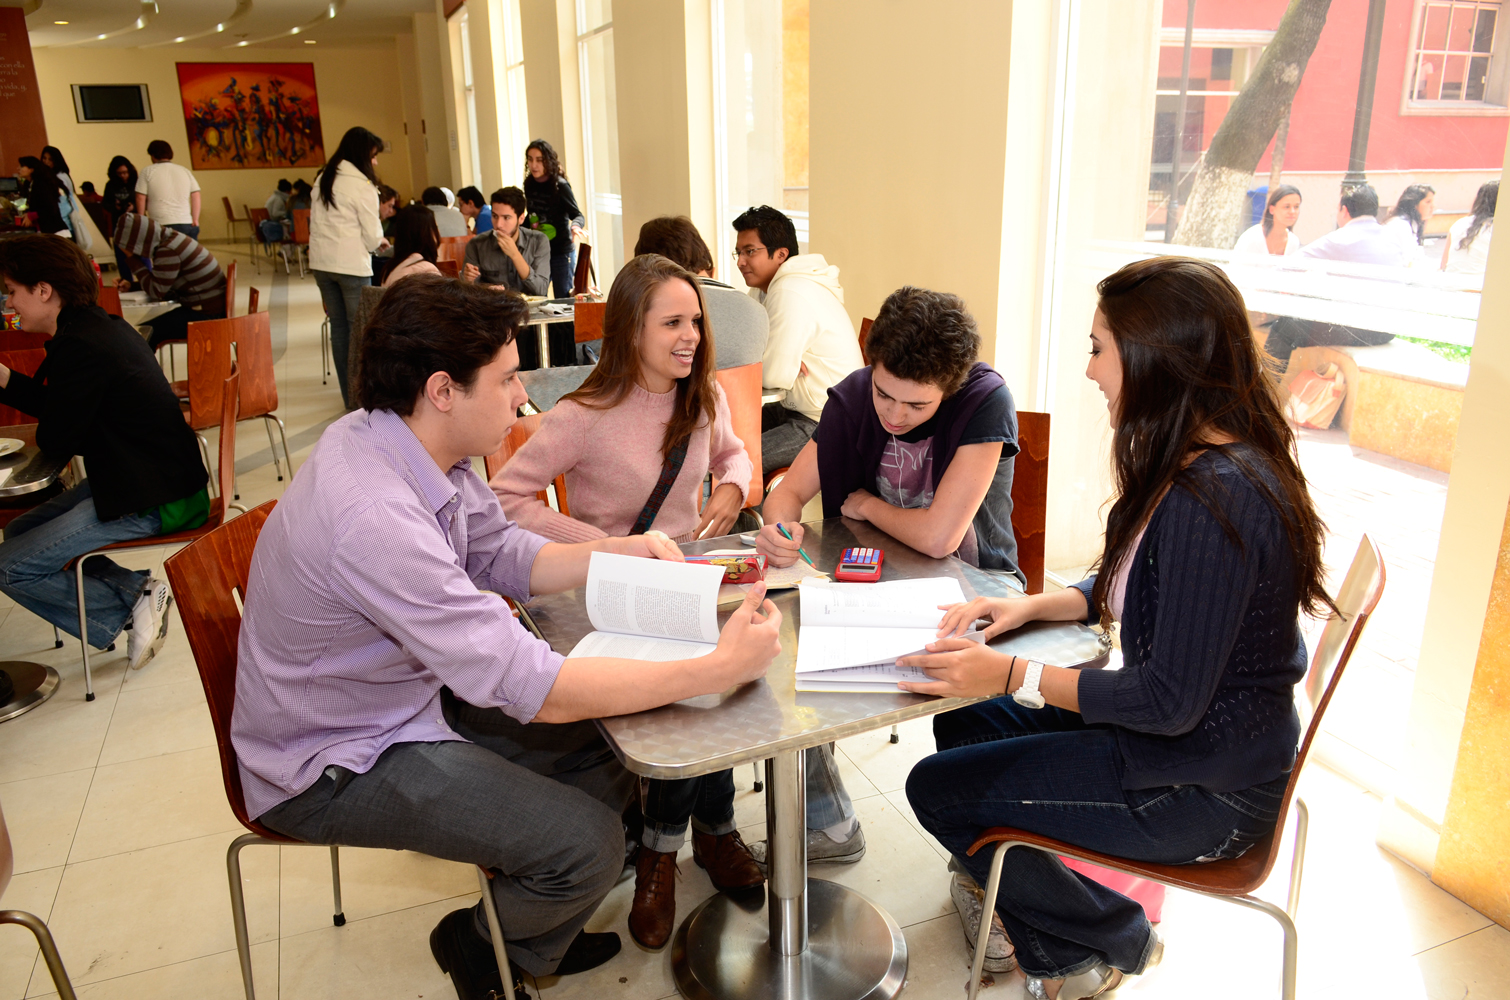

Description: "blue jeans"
641 770 737 852
0 481 160 648
805 744 854 829
906 698 1286 979
549 248 576 299
166 223 200 242
313 270 369 408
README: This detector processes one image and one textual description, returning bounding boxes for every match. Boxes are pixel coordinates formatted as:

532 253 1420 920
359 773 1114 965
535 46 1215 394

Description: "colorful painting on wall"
175 62 325 170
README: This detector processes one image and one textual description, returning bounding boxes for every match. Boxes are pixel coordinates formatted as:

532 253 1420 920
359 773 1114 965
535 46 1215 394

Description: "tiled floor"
2 256 1505 999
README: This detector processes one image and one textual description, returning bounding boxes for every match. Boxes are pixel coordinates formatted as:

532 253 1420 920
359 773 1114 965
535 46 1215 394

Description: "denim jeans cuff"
642 819 690 853
690 816 736 838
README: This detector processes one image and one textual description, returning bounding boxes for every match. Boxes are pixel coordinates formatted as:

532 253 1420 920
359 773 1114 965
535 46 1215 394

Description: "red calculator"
834 547 884 582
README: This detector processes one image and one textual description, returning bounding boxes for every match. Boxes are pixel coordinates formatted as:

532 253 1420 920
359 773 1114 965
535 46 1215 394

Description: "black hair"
865 287 980 396
17 157 64 206
1340 184 1379 221
357 274 525 415
524 139 565 183
1262 184 1302 236
318 127 383 210
377 184 399 205
386 203 441 275
455 185 485 209
1388 183 1435 244
421 186 448 207
146 139 173 160
731 205 798 258
40 146 70 176
80 181 96 194
0 232 100 309
1459 180 1498 251
277 178 293 193
489 186 527 217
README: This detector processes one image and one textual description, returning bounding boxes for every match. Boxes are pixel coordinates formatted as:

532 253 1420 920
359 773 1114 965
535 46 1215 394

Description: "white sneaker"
126 579 172 669
950 871 1017 973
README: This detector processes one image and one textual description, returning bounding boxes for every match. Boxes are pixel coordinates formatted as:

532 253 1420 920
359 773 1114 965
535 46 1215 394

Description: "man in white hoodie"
733 206 864 476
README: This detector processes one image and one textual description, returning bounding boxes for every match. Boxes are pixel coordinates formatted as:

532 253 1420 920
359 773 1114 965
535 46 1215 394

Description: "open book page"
567 630 716 661
583 551 725 644
798 577 966 629
707 548 830 605
795 631 985 691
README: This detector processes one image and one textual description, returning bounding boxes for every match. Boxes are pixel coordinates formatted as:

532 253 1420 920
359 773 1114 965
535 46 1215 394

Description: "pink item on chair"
1061 857 1167 923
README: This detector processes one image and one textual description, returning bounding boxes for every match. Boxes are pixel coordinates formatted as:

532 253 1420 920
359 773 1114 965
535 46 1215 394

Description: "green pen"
775 522 817 568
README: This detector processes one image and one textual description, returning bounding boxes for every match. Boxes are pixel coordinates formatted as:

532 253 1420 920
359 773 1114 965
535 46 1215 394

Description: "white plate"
0 438 24 458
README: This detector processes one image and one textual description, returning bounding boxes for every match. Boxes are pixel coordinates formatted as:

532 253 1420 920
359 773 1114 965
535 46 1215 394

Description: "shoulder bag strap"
629 434 692 535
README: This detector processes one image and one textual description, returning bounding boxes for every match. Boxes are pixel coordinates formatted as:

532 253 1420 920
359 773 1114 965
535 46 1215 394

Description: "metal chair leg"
751 761 763 793
197 433 216 495
263 414 290 482
1225 893 1299 1000
966 840 1014 1000
1286 797 1309 918
227 832 275 1000
53 625 63 649
330 845 346 926
889 724 899 744
0 909 79 1000
476 867 511 979
74 556 95 701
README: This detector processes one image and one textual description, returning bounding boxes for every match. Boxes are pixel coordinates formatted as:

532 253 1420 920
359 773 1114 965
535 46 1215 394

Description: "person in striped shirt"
113 213 227 349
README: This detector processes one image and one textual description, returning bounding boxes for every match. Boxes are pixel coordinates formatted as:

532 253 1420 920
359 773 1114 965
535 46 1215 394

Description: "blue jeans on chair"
0 480 160 648
906 698 1287 980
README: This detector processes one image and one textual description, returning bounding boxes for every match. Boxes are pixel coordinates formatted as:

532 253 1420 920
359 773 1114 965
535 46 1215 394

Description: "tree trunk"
1173 0 1333 248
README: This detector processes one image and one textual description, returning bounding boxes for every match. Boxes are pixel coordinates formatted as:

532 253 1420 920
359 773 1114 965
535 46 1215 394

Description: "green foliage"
1399 336 1471 365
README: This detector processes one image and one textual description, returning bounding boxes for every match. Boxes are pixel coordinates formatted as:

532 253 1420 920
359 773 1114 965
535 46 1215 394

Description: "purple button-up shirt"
232 408 561 819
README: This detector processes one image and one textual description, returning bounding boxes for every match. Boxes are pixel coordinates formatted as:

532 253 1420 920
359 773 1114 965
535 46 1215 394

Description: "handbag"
629 434 691 535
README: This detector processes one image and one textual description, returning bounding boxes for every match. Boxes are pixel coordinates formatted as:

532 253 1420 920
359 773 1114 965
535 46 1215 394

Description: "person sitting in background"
1384 183 1435 262
1262 184 1404 370
234 273 782 999
290 179 313 212
134 140 201 240
262 179 293 243
490 254 760 951
78 181 100 202
732 205 863 476
382 203 443 287
456 185 491 234
1233 185 1301 256
377 184 400 234
1442 180 1497 275
423 186 469 238
0 235 208 671
114 212 227 349
634 215 767 370
463 187 550 296
15 158 71 238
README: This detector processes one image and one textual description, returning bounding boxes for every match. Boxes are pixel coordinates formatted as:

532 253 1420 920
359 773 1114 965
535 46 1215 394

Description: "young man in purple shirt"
232 275 782 1000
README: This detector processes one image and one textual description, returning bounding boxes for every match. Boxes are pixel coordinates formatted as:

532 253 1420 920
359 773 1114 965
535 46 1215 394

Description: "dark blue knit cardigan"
1072 448 1307 792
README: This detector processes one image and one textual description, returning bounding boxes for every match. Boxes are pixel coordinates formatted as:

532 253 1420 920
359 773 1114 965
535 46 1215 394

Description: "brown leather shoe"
628 847 679 950
692 830 766 892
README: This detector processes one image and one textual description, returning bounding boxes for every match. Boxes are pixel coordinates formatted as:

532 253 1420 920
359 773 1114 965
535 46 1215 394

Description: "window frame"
1400 0 1509 117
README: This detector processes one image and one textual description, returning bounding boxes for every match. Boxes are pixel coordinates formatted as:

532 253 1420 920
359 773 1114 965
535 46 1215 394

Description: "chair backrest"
437 237 469 264
0 349 45 426
293 209 310 245
162 499 279 836
1010 411 1050 595
230 311 279 419
858 316 873 364
573 243 593 294
347 285 388 396
573 300 605 343
247 286 260 313
98 282 123 318
247 206 272 246
436 258 461 278
713 361 763 508
218 366 240 504
0 330 50 351
222 195 237 223
482 412 570 516
186 314 276 429
224 259 238 317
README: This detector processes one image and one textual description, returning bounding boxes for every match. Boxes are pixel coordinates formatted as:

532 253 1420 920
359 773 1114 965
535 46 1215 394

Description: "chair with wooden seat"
164 500 515 1000
483 412 569 515
247 286 259 314
290 209 311 278
436 258 461 278
246 206 291 276
157 259 236 381
1 798 78 999
181 313 292 484
97 282 123 318
438 235 470 267
573 243 593 294
72 367 246 700
712 361 764 529
222 196 250 247
962 535 1386 1000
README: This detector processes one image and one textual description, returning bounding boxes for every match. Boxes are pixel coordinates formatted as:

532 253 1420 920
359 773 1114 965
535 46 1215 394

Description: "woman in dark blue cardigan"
901 257 1335 1000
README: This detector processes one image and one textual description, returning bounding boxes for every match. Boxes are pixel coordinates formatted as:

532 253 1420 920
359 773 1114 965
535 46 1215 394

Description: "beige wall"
411 11 455 192
519 0 566 159
31 45 412 243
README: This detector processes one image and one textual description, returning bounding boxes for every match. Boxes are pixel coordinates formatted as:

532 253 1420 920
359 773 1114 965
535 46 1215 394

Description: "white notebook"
794 578 981 692
566 552 727 662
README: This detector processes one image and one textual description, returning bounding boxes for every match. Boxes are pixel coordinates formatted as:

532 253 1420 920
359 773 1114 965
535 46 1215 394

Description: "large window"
578 0 622 283
457 9 482 187
1406 0 1508 109
498 0 529 181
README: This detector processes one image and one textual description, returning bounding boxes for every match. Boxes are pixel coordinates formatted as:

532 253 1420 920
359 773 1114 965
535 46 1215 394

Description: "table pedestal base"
0 661 60 724
671 879 907 1000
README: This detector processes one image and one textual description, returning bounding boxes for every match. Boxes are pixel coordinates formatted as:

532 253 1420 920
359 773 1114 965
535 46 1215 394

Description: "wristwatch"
1012 660 1046 710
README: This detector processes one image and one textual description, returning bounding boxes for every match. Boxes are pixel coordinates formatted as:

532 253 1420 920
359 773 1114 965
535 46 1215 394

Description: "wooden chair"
1011 411 1050 595
246 206 290 276
573 243 593 294
436 258 461 278
437 235 470 266
0 330 50 352
857 316 873 364
1 799 79 999
97 283 123 318
483 413 569 515
163 500 513 1000
247 286 259 314
222 195 249 245
712 361 764 528
573 300 605 343
157 260 235 382
346 285 388 399
291 209 311 278
962 536 1386 1000
72 367 246 700
183 313 292 483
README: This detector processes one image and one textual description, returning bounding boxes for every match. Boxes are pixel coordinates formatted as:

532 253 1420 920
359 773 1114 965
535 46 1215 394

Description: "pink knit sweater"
490 382 752 543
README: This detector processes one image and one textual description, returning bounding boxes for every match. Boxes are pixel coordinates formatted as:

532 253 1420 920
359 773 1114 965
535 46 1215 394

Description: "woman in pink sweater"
490 253 760 950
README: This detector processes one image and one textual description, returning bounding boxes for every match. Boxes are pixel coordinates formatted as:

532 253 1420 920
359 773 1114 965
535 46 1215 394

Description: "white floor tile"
277 844 481 939
276 896 466 1000
0 866 62 1000
96 677 217 766
68 746 240 863
24 942 276 1000
0 769 91 873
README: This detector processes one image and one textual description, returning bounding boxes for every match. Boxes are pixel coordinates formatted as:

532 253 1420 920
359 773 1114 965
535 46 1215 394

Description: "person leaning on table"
0 234 207 673
899 257 1336 1000
233 274 782 1000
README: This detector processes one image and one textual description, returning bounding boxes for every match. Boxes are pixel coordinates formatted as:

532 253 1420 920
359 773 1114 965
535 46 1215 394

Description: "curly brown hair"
863 286 980 396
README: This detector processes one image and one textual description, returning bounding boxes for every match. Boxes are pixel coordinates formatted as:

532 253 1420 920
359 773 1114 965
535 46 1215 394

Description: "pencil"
776 522 817 568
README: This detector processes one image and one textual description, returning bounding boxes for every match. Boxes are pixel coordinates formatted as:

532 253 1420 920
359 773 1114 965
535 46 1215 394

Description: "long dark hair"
1089 257 1334 631
386 203 440 278
17 156 63 205
105 155 138 193
524 139 565 184
318 127 383 209
40 146 71 177
561 254 717 458
1261 184 1302 236
1388 183 1435 243
1459 180 1498 251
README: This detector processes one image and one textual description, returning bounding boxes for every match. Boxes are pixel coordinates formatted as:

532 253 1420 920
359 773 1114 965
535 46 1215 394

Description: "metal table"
518 518 1109 1000
118 290 180 330
0 426 72 723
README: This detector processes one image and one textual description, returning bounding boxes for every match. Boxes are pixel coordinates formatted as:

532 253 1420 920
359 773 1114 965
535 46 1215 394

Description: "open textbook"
566 551 727 662
795 577 983 692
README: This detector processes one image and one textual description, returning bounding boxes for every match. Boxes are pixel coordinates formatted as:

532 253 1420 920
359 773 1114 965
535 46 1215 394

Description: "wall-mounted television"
71 84 153 123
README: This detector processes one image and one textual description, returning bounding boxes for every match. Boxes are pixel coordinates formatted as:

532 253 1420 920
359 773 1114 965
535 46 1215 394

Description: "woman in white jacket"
310 127 389 408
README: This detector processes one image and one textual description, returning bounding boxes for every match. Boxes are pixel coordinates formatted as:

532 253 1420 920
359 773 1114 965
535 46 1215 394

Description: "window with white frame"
578 0 622 283
458 9 482 186
1408 0 1508 107
499 0 529 181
